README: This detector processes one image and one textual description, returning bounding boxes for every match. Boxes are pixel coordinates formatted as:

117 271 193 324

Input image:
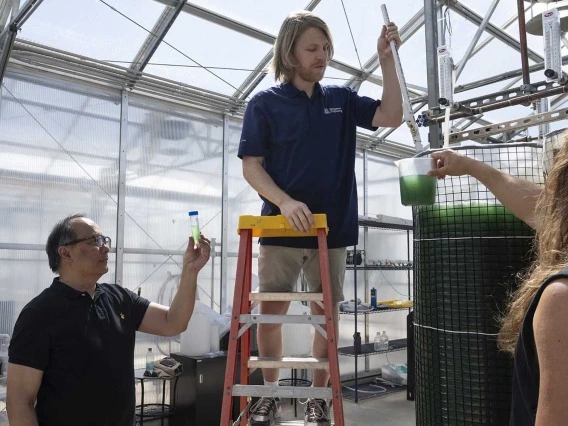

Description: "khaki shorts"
258 245 346 303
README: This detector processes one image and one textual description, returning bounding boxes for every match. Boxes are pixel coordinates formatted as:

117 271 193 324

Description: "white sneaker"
249 397 281 426
304 398 330 426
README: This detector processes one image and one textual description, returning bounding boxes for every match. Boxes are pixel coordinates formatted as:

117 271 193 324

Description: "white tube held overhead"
444 106 451 148
380 4 423 152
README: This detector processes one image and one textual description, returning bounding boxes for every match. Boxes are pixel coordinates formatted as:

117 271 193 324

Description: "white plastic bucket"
180 303 211 356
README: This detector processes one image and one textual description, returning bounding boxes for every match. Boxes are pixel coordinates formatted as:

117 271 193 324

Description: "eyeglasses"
60 235 112 249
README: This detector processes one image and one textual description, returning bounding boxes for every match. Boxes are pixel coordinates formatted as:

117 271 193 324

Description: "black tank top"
510 268 568 425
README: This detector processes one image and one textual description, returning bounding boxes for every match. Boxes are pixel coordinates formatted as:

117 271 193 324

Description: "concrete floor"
135 390 416 426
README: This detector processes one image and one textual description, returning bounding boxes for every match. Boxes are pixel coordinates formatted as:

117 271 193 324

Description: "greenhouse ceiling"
1 0 567 154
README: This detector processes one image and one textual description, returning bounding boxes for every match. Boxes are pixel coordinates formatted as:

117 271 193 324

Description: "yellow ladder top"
237 214 328 238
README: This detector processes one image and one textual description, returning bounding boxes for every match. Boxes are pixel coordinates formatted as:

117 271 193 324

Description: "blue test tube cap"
188 211 199 216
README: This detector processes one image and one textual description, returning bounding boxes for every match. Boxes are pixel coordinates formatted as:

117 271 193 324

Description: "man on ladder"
238 10 403 426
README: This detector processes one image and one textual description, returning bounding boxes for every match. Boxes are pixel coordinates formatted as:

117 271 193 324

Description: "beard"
294 64 326 83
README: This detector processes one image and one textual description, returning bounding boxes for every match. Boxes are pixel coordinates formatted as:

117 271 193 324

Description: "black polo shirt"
238 82 380 249
9 278 150 426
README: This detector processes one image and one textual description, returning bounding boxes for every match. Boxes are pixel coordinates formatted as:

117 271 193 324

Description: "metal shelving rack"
339 214 413 403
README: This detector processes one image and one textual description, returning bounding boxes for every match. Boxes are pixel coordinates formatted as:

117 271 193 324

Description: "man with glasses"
6 213 211 426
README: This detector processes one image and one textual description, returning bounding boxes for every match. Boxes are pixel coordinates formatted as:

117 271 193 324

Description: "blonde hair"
499 130 568 353
271 11 334 83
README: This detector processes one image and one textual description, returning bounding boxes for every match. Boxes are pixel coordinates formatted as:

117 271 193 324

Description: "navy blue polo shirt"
238 82 380 248
9 278 150 426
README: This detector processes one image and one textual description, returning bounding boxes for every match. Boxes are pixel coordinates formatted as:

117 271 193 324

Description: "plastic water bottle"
353 332 361 354
370 287 377 308
188 210 200 246
145 348 154 373
373 332 381 351
379 331 389 351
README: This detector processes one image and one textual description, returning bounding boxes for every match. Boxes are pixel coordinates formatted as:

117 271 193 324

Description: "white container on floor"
180 303 211 356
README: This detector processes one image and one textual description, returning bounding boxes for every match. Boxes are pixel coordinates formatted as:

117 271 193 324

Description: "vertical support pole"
210 237 216 310
425 0 442 148
537 99 550 141
221 114 230 313
517 0 532 92
362 150 370 374
115 90 128 286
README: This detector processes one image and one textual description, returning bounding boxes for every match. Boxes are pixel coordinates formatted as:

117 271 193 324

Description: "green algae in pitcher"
399 175 436 206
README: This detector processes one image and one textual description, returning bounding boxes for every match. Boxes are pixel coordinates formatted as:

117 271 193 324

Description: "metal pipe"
517 0 531 89
425 0 442 148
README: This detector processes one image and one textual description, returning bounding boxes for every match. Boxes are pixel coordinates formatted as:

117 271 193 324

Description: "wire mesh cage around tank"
413 143 542 426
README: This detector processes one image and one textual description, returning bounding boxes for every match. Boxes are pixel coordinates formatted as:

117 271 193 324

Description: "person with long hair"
498 130 568 425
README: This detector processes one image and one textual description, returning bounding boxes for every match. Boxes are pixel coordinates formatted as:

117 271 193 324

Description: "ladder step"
240 314 326 325
232 385 332 399
250 291 323 302
249 356 329 370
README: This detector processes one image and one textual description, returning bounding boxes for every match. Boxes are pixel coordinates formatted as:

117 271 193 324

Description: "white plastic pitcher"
394 157 437 206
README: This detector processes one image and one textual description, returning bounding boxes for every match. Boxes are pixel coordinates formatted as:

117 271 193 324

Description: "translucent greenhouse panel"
366 153 411 220
0 76 120 244
19 0 164 63
144 11 272 97
124 97 223 255
226 117 261 258
0 75 120 335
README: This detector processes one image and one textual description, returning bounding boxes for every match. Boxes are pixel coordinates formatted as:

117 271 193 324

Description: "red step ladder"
220 214 345 426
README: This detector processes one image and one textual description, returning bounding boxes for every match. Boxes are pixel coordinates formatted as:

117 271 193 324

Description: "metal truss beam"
0 0 42 86
455 0 499 80
411 56 568 105
231 50 271 103
455 5 530 72
154 0 392 91
356 134 415 158
447 108 568 144
442 0 543 63
0 0 14 30
551 92 568 109
128 0 186 85
429 81 568 123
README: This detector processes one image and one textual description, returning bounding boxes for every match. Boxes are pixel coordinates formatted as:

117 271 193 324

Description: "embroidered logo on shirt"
120 313 125 320
324 107 343 114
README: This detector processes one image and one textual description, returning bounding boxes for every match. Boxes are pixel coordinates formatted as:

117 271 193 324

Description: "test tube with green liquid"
188 211 200 246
